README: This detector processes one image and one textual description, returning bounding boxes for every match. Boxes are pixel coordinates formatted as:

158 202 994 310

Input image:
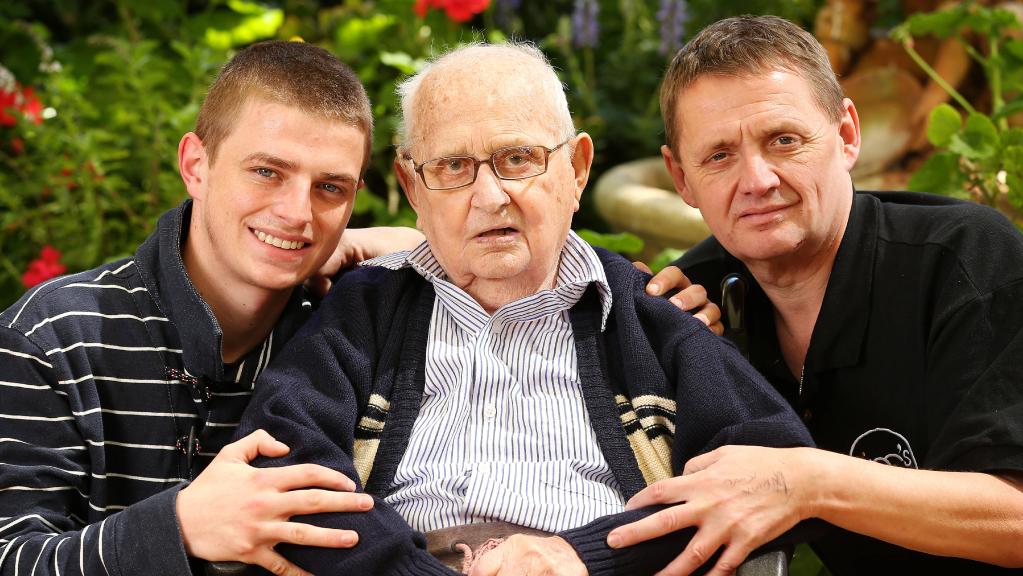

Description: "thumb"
219 429 290 463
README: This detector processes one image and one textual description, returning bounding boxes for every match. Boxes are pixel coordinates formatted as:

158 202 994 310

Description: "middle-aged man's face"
662 69 860 268
397 58 593 299
180 97 366 292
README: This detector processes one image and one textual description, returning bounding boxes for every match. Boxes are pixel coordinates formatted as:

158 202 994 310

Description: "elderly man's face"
663 69 860 269
398 71 592 303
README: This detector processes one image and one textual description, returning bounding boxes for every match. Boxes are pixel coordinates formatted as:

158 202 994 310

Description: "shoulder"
313 264 428 327
0 258 141 342
868 192 1023 293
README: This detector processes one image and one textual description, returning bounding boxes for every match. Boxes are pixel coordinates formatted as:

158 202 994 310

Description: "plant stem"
989 36 1008 131
903 39 976 114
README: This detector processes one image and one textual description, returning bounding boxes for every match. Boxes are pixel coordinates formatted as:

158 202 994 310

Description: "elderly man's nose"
737 153 780 196
471 164 511 211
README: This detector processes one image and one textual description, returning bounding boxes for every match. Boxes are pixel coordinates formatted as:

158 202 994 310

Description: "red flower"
0 83 45 127
21 245 67 288
20 87 43 125
415 0 489 22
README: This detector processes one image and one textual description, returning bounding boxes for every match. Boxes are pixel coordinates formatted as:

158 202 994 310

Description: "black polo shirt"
676 191 1023 575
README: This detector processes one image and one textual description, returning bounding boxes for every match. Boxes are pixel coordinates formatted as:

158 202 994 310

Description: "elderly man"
609 15 1023 576
235 42 813 575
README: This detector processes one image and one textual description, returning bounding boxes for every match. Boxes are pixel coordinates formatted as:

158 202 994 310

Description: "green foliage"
895 3 1023 226
577 229 645 256
0 0 825 308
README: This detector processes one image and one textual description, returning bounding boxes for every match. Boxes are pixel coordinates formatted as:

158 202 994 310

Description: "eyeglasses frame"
403 137 575 191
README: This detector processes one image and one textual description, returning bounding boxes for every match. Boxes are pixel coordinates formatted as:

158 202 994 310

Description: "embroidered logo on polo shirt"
849 428 919 469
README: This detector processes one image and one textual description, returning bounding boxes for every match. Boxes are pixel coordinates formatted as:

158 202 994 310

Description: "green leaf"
379 51 427 75
994 96 1023 122
649 248 686 273
333 14 396 60
948 113 1000 159
908 151 966 197
926 104 962 147
576 229 644 256
903 5 968 38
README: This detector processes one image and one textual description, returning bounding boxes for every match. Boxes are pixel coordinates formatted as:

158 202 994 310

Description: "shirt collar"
134 200 309 383
364 230 613 332
804 192 878 372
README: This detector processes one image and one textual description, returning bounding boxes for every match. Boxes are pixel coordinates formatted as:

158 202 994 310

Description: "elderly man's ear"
569 133 595 212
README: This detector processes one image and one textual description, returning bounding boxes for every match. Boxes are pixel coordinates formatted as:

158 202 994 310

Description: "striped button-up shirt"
367 231 626 533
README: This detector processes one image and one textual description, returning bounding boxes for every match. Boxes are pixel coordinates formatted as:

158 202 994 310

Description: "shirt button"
484 403 497 420
478 463 491 476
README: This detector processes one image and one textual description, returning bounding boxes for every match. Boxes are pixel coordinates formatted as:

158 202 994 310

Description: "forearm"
805 448 1023 566
0 487 191 576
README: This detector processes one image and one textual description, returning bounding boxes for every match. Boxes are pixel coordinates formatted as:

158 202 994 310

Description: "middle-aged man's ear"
661 144 696 208
178 132 208 202
839 97 862 172
570 132 595 209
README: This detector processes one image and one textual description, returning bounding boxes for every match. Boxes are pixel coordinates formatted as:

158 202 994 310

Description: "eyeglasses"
405 138 573 191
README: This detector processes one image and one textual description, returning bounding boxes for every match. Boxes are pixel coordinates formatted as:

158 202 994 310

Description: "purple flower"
572 0 599 49
657 0 688 56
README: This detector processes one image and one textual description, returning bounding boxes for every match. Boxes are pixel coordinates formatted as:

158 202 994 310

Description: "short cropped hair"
196 40 373 167
395 41 575 152
660 15 843 151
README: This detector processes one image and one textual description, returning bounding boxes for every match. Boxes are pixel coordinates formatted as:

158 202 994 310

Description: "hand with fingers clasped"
638 263 723 337
607 445 814 576
176 429 374 576
468 534 587 576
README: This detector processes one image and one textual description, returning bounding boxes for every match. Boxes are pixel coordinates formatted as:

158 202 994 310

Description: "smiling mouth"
251 228 307 250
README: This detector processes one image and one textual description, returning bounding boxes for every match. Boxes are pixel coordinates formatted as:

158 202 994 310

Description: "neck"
464 266 560 315
182 236 290 364
747 228 845 380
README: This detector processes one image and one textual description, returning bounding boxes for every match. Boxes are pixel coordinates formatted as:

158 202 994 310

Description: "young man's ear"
661 144 696 208
178 132 209 201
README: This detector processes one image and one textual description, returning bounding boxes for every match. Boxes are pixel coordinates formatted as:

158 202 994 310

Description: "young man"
0 40 380 576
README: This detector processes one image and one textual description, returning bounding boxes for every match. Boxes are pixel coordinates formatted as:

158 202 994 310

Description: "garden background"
4 0 1023 310
3 1 1023 573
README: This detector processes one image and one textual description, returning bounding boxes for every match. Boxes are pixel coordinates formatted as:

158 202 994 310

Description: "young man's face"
663 69 860 269
183 97 365 294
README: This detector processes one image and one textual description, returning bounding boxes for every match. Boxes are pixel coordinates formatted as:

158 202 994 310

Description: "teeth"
253 229 306 250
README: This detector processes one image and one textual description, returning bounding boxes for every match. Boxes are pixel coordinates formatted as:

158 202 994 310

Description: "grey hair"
395 41 576 151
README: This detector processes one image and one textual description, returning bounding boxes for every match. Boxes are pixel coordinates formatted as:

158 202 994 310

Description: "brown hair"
195 40 373 167
660 15 843 151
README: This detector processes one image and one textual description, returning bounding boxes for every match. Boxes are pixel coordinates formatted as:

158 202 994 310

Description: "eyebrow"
242 152 359 184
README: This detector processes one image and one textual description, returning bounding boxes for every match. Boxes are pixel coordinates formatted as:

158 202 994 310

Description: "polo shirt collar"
365 230 613 332
134 200 307 383
804 192 879 373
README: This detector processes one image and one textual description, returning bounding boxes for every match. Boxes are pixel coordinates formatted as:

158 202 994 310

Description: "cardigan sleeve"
234 313 456 576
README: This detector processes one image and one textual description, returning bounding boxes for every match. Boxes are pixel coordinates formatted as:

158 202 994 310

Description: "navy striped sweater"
0 201 310 575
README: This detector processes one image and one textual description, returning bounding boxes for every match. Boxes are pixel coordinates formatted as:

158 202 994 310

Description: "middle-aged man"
232 41 815 576
607 15 1023 576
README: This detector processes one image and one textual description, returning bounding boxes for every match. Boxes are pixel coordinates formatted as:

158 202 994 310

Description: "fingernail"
647 283 660 294
359 495 374 509
695 313 708 325
607 533 622 548
341 533 358 546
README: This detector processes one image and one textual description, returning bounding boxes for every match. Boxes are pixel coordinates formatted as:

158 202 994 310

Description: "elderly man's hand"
307 227 425 297
176 429 375 576
468 534 587 576
638 263 723 336
607 445 815 576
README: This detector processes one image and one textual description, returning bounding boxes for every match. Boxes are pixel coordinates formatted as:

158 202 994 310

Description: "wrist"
790 446 829 521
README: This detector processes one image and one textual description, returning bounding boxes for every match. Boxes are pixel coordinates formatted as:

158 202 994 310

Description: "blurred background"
2 0 1022 312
